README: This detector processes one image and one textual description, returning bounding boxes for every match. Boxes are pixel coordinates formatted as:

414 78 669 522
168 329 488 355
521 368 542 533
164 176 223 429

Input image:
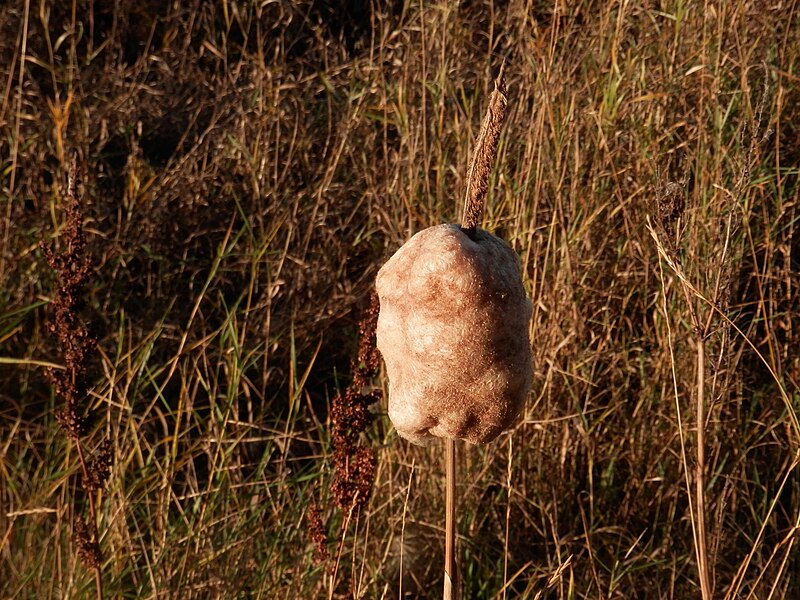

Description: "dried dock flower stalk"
330 292 381 511
41 156 110 599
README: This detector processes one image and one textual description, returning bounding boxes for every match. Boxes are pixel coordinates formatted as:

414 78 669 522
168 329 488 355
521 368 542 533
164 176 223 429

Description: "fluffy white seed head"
376 224 532 444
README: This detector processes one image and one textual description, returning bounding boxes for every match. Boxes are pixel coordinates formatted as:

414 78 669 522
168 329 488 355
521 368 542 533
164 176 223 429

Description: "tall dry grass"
1 1 798 598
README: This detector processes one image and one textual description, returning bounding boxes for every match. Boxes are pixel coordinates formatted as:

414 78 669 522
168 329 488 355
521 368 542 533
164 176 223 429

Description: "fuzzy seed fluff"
376 224 532 444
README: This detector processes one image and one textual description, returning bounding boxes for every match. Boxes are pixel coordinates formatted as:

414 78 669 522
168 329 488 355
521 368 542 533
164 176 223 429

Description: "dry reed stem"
649 76 781 599
650 199 713 599
695 335 711 600
444 437 457 600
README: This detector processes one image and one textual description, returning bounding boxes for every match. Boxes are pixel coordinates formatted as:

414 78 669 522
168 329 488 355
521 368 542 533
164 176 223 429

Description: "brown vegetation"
1 1 798 598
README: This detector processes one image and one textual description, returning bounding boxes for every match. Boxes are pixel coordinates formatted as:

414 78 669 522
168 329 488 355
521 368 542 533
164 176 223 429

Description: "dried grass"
0 1 798 598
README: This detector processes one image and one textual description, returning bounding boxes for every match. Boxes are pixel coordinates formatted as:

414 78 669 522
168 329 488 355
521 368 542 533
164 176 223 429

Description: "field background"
1 1 799 598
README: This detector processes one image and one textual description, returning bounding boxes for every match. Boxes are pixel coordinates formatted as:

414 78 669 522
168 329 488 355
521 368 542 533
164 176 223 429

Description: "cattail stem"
444 437 457 599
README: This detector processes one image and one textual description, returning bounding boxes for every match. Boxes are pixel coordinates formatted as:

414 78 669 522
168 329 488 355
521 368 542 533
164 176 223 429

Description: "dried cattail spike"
461 63 508 239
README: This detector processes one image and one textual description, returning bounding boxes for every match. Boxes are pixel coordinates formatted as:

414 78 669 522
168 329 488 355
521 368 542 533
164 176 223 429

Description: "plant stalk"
75 441 104 599
444 437 457 600
695 334 711 600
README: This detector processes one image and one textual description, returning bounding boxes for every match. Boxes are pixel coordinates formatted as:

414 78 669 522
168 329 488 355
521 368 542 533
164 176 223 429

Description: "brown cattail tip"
461 63 509 237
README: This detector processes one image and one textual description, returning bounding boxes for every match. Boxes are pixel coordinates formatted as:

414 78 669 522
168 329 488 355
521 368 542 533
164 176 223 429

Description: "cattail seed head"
376 223 532 444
